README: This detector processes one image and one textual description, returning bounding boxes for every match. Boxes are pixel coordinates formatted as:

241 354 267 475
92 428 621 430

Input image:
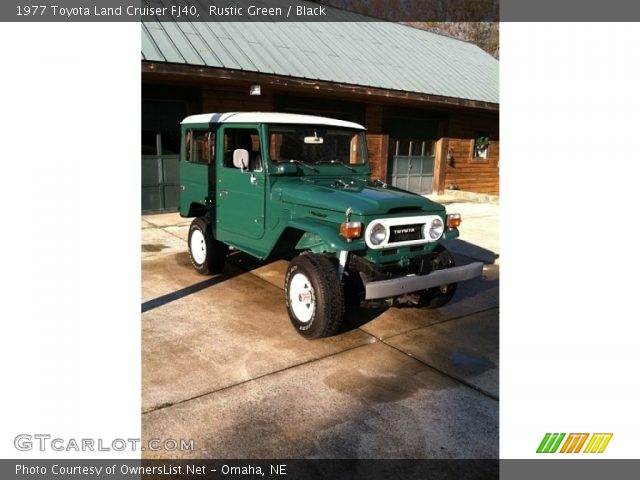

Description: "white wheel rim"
289 272 315 324
190 229 207 265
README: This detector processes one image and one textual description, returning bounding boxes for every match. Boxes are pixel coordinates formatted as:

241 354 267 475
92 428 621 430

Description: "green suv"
180 112 482 338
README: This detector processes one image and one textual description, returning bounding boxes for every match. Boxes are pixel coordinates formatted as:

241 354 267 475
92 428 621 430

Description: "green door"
215 126 266 240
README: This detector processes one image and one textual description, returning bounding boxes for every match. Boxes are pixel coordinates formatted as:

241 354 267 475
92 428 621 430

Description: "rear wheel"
284 254 345 339
188 217 228 275
417 247 458 308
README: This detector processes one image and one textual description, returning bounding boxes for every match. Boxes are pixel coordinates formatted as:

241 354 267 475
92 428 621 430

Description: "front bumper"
364 262 484 300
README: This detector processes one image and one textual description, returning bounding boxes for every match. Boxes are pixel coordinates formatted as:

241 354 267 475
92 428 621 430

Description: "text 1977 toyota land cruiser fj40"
180 112 482 339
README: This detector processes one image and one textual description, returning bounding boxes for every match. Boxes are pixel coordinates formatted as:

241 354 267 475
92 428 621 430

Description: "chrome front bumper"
364 262 484 300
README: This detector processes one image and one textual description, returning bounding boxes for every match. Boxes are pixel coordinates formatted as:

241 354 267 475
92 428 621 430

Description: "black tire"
417 247 458 308
284 254 345 339
188 217 228 275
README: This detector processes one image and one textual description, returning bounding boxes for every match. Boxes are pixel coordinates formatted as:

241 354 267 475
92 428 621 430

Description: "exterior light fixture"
250 84 261 96
447 148 455 167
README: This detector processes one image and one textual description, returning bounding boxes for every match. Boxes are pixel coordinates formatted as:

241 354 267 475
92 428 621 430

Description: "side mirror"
233 149 249 171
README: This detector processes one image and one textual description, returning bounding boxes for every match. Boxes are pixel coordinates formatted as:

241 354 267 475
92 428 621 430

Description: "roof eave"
142 61 499 112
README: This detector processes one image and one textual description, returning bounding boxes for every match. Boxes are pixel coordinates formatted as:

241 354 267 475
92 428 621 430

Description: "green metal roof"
141 18 498 105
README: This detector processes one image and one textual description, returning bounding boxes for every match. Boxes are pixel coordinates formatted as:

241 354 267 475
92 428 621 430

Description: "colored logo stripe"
537 433 613 453
536 433 566 453
583 433 613 453
560 433 589 453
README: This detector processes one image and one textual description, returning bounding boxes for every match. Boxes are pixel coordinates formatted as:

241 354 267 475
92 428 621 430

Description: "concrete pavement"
141 199 499 458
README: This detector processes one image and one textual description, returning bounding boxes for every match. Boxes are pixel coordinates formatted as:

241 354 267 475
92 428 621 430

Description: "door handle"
219 190 229 197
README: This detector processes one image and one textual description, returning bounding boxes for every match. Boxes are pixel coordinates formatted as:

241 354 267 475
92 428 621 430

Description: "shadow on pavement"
142 244 498 328
141 269 243 313
141 251 262 313
443 239 498 264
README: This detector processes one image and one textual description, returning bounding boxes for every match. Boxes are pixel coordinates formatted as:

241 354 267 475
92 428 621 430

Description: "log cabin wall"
202 87 275 112
366 134 389 181
441 109 500 195
364 105 388 182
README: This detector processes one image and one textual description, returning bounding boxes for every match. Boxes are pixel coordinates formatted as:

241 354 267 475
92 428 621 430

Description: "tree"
314 1 500 58
408 22 499 58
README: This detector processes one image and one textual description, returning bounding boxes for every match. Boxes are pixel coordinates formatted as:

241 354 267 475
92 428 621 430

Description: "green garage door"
141 100 185 213
141 153 180 213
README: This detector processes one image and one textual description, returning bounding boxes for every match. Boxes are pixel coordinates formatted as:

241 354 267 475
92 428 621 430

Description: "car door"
179 126 216 217
215 126 266 241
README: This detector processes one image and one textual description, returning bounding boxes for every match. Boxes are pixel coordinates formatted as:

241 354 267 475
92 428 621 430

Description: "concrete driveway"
141 199 499 459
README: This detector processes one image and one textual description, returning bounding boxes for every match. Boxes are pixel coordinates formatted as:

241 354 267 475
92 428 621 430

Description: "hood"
280 178 443 216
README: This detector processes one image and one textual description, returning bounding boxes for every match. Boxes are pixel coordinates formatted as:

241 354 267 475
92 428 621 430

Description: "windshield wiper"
289 159 319 173
314 159 357 172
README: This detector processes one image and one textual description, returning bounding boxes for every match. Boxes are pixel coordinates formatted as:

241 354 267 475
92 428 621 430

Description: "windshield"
268 125 366 166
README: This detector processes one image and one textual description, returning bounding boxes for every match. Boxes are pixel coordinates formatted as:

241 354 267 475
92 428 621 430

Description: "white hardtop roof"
181 112 365 130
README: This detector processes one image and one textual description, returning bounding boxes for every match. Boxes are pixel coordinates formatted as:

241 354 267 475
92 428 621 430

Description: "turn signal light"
447 214 462 229
339 221 362 240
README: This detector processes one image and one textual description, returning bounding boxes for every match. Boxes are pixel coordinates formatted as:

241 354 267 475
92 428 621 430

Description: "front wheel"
417 247 458 308
284 254 345 339
188 217 228 275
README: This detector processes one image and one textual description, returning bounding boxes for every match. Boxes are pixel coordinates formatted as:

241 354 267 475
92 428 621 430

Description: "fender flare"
287 218 365 252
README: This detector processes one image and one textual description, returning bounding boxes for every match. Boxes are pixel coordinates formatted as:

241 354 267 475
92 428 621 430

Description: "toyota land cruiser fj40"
180 112 482 339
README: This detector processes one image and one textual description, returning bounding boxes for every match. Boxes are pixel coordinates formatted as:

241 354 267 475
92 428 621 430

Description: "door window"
223 128 262 171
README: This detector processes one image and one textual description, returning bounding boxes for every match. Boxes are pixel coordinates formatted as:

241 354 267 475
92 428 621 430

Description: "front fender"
288 218 366 252
442 227 460 240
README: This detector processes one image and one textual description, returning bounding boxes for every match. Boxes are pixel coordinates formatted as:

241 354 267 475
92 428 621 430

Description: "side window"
185 129 215 164
223 128 262 171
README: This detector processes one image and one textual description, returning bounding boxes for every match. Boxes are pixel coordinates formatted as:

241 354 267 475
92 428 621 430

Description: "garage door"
390 139 435 194
142 153 180 213
142 100 185 213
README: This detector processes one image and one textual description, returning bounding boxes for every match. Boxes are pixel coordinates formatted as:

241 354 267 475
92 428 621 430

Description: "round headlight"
369 223 387 246
428 217 444 240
